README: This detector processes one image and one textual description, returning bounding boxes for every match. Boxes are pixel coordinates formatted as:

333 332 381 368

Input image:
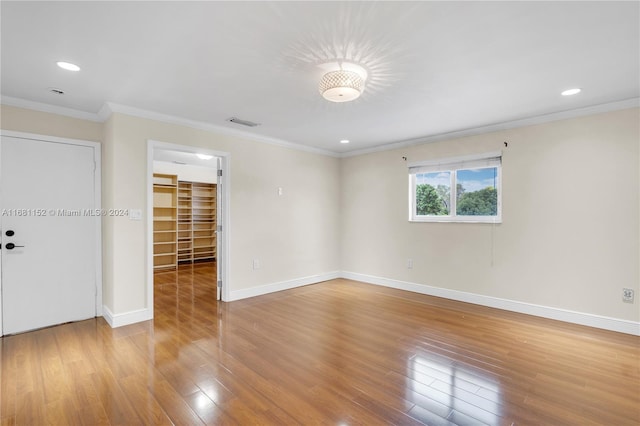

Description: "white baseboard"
102 306 153 328
229 271 341 301
340 271 640 336
101 271 339 328
100 271 639 336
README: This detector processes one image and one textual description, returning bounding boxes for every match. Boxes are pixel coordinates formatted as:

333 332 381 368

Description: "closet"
152 173 178 270
177 181 217 264
153 172 216 270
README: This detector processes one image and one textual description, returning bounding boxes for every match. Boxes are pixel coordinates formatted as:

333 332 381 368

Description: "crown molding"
96 102 114 122
103 102 340 158
1 95 103 122
339 97 640 158
3 95 638 160
1 96 338 157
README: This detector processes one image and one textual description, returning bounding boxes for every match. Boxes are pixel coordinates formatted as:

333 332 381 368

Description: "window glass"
415 172 450 216
456 167 498 216
408 153 501 223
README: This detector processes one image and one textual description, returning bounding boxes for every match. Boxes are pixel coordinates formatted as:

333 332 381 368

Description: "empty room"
0 1 638 425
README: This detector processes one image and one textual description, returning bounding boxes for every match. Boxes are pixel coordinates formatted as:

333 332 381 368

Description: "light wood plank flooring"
1 263 638 425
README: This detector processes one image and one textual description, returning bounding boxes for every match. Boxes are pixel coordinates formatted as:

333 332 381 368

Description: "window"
409 152 502 223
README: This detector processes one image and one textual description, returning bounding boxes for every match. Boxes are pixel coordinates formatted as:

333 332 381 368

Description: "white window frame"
408 151 502 223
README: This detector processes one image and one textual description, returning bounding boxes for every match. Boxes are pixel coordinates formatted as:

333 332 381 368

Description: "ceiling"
1 1 638 155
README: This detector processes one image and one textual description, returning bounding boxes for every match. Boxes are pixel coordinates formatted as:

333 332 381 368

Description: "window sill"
410 216 502 224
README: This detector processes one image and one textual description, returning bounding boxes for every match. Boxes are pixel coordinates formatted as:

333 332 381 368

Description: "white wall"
0 105 340 321
2 103 638 332
153 160 217 183
0 105 103 141
103 112 341 316
341 108 640 323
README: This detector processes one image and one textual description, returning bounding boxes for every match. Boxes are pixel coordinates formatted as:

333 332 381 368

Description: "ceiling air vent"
226 117 260 127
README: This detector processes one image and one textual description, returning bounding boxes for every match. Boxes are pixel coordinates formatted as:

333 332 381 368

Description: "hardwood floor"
1 263 639 425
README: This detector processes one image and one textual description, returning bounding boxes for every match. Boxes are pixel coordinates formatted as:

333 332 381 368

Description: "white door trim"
146 140 231 314
0 129 102 335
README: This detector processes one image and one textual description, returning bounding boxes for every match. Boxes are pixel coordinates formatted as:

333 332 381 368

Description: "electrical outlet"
407 259 413 269
253 259 260 270
622 288 634 303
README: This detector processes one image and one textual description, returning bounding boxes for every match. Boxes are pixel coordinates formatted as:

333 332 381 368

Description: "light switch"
129 209 142 221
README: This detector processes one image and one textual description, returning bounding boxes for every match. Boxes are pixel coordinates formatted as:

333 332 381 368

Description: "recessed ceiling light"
56 61 80 71
340 139 350 144
561 88 581 96
196 153 213 160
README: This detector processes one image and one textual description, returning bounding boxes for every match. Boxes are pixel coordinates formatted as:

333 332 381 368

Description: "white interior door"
1 135 98 335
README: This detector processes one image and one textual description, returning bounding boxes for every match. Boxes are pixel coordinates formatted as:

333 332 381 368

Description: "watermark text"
2 208 129 217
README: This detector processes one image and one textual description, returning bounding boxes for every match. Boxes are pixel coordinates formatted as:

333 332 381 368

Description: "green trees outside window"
415 167 498 217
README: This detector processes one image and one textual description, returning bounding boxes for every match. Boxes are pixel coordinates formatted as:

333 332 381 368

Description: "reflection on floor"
154 262 218 320
0 271 638 425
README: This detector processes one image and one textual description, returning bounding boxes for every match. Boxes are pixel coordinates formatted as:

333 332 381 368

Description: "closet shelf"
153 175 217 270
176 180 217 265
153 173 178 271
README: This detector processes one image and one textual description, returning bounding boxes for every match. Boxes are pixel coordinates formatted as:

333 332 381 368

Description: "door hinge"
217 280 222 288
217 169 223 177
217 225 222 232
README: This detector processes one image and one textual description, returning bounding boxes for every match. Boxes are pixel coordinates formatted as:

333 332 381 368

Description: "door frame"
0 130 103 335
146 140 231 311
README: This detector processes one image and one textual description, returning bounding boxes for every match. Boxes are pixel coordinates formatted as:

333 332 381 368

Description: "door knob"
5 243 24 250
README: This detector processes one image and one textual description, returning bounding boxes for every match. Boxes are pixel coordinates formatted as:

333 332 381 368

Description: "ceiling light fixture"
340 139 350 144
196 153 213 160
561 88 581 96
319 70 364 102
56 61 80 71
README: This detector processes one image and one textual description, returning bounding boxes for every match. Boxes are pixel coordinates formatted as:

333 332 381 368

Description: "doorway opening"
146 141 230 321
